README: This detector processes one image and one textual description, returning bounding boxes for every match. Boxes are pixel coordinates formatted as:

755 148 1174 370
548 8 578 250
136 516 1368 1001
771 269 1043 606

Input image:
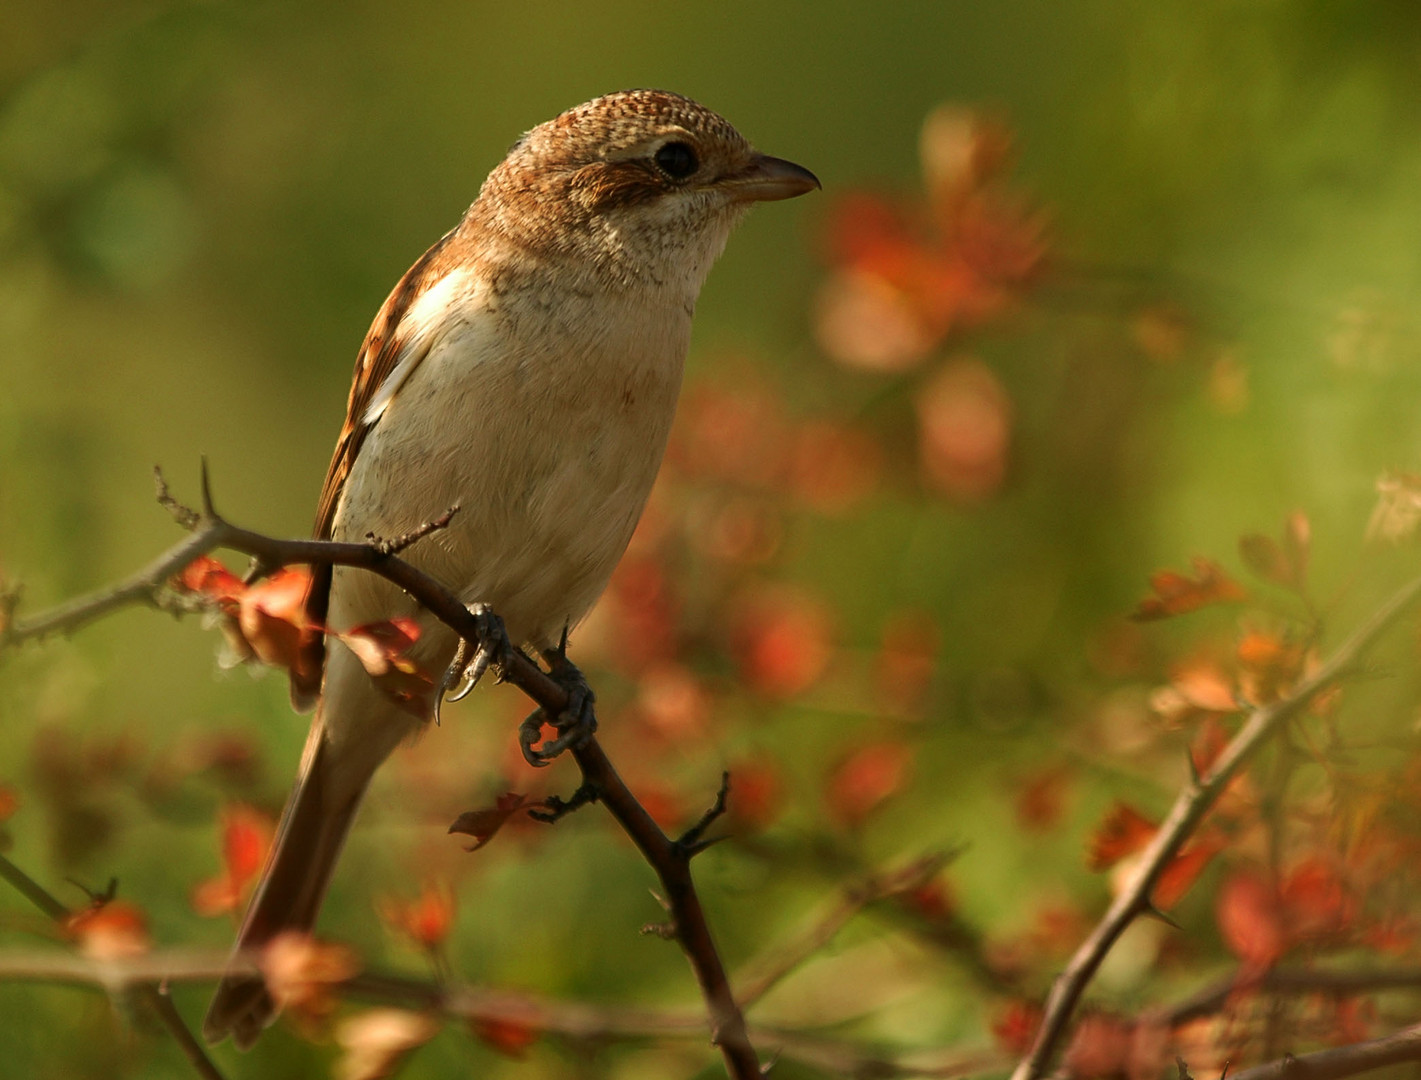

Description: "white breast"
327 270 691 653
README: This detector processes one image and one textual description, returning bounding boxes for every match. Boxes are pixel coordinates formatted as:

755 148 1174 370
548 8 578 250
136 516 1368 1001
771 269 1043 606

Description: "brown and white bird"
203 89 818 1047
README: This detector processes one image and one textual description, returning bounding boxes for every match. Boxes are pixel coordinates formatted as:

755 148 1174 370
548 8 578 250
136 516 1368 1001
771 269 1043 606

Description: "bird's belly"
327 331 682 653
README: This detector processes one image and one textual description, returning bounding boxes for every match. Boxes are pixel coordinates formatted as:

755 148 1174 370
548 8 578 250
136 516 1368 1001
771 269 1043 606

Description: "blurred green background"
5 2 1421 1078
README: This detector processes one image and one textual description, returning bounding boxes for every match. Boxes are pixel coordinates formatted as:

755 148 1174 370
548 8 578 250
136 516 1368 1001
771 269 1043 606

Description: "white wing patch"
362 268 476 425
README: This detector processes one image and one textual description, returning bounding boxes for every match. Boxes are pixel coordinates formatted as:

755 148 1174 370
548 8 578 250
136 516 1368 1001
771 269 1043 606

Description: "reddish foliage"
175 555 246 604
914 358 1013 501
192 803 274 918
992 999 1043 1055
1235 629 1305 706
1086 802 1158 872
378 880 456 950
1015 765 1072 832
788 420 884 513
1153 836 1225 910
339 617 433 712
1238 512 1310 594
471 1016 541 1058
724 759 783 833
731 585 835 699
260 932 360 1034
1062 1013 1134 1080
874 609 941 714
604 554 681 673
1216 869 1286 970
815 107 1047 372
0 785 19 823
1131 558 1247 622
635 662 712 740
1280 857 1354 944
67 899 150 959
904 875 956 921
448 793 530 852
825 740 914 828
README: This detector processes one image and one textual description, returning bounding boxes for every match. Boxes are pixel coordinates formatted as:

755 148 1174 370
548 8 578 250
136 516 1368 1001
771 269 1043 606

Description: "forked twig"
1011 573 1421 1080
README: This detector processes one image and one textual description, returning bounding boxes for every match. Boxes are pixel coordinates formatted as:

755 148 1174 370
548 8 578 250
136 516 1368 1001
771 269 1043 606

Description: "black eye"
653 141 698 179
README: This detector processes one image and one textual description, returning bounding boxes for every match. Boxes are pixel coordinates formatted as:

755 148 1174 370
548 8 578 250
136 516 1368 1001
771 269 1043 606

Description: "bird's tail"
202 729 364 1049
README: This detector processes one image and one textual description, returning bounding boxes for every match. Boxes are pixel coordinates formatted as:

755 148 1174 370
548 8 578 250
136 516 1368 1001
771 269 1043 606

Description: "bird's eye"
653 141 699 179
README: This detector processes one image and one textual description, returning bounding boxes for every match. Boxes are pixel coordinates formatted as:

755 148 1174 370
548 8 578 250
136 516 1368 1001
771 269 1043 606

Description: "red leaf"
1063 1013 1133 1080
238 568 316 671
191 803 275 918
915 358 1013 502
67 899 150 960
1086 802 1157 872
1280 858 1353 942
1131 558 1247 622
379 880 456 950
992 1000 1042 1055
1216 870 1286 969
1014 765 1071 832
825 740 914 828
448 793 529 851
471 1016 540 1058
731 585 835 700
724 759 783 833
174 555 246 605
1153 836 1224 910
0 786 19 824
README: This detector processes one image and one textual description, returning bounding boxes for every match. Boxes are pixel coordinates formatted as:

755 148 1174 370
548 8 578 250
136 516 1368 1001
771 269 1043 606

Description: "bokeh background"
6 2 1421 1078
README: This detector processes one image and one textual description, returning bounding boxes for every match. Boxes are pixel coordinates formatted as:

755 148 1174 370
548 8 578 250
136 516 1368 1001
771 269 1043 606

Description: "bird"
203 88 818 1047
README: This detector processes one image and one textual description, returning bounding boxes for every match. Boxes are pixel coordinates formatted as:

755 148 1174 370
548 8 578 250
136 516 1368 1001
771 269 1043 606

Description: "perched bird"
203 89 818 1047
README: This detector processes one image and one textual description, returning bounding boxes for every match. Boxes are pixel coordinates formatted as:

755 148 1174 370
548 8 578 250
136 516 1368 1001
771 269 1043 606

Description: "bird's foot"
519 645 597 767
435 604 512 722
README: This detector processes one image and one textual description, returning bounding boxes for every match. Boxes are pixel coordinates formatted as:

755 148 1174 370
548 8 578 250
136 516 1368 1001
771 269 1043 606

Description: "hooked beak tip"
723 153 821 203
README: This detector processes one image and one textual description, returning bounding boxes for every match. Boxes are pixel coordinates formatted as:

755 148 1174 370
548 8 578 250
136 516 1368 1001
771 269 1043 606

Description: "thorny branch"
1223 1022 1421 1080
0 467 761 1079
1009 572 1421 1080
0 854 226 1080
0 940 1004 1077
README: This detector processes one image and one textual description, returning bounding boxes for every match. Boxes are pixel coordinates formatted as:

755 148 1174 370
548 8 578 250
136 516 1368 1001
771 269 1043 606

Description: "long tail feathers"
202 735 362 1048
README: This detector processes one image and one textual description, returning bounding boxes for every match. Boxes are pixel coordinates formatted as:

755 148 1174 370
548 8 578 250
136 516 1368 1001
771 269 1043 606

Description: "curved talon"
437 604 511 715
519 709 553 768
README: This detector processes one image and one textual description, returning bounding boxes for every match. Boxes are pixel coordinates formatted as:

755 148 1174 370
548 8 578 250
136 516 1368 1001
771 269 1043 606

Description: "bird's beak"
720 153 821 203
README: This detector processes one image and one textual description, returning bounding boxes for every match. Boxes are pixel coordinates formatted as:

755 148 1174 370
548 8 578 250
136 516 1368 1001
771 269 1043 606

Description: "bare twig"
0 855 225 1080
735 853 951 1009
1165 967 1421 1027
1011 572 1421 1080
1223 1023 1421 1080
2 472 759 1078
0 946 1001 1077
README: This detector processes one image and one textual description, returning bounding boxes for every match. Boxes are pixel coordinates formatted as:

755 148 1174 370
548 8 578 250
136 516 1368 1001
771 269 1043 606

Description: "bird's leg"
435 603 513 723
519 632 597 767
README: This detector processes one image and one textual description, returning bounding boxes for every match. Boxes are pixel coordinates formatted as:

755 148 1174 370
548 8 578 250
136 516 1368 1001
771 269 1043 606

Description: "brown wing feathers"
289 226 465 709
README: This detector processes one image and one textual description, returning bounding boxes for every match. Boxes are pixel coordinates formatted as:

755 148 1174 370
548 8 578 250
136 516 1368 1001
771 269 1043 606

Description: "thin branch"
1166 967 1421 1028
1223 1023 1421 1080
0 947 1001 1078
735 853 950 1008
1010 573 1421 1080
0 855 225 1080
2 474 759 1078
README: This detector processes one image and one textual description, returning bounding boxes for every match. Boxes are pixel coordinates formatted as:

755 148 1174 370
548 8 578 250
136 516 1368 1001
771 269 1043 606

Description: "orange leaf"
0 786 19 824
261 932 360 1032
991 1000 1043 1055
471 1016 540 1058
238 568 315 671
731 585 835 699
1014 765 1071 832
379 880 456 950
1086 802 1156 871
1216 870 1286 969
175 555 246 605
825 740 914 828
341 618 422 677
1131 558 1247 621
448 793 529 851
1154 836 1224 910
192 803 274 917
1280 858 1353 942
67 899 150 960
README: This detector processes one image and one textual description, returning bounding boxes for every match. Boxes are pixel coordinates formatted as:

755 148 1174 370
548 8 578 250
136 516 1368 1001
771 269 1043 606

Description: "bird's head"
474 89 819 289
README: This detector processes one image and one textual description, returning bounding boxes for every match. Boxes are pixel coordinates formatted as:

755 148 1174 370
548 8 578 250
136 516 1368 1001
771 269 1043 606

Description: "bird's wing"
290 225 467 710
